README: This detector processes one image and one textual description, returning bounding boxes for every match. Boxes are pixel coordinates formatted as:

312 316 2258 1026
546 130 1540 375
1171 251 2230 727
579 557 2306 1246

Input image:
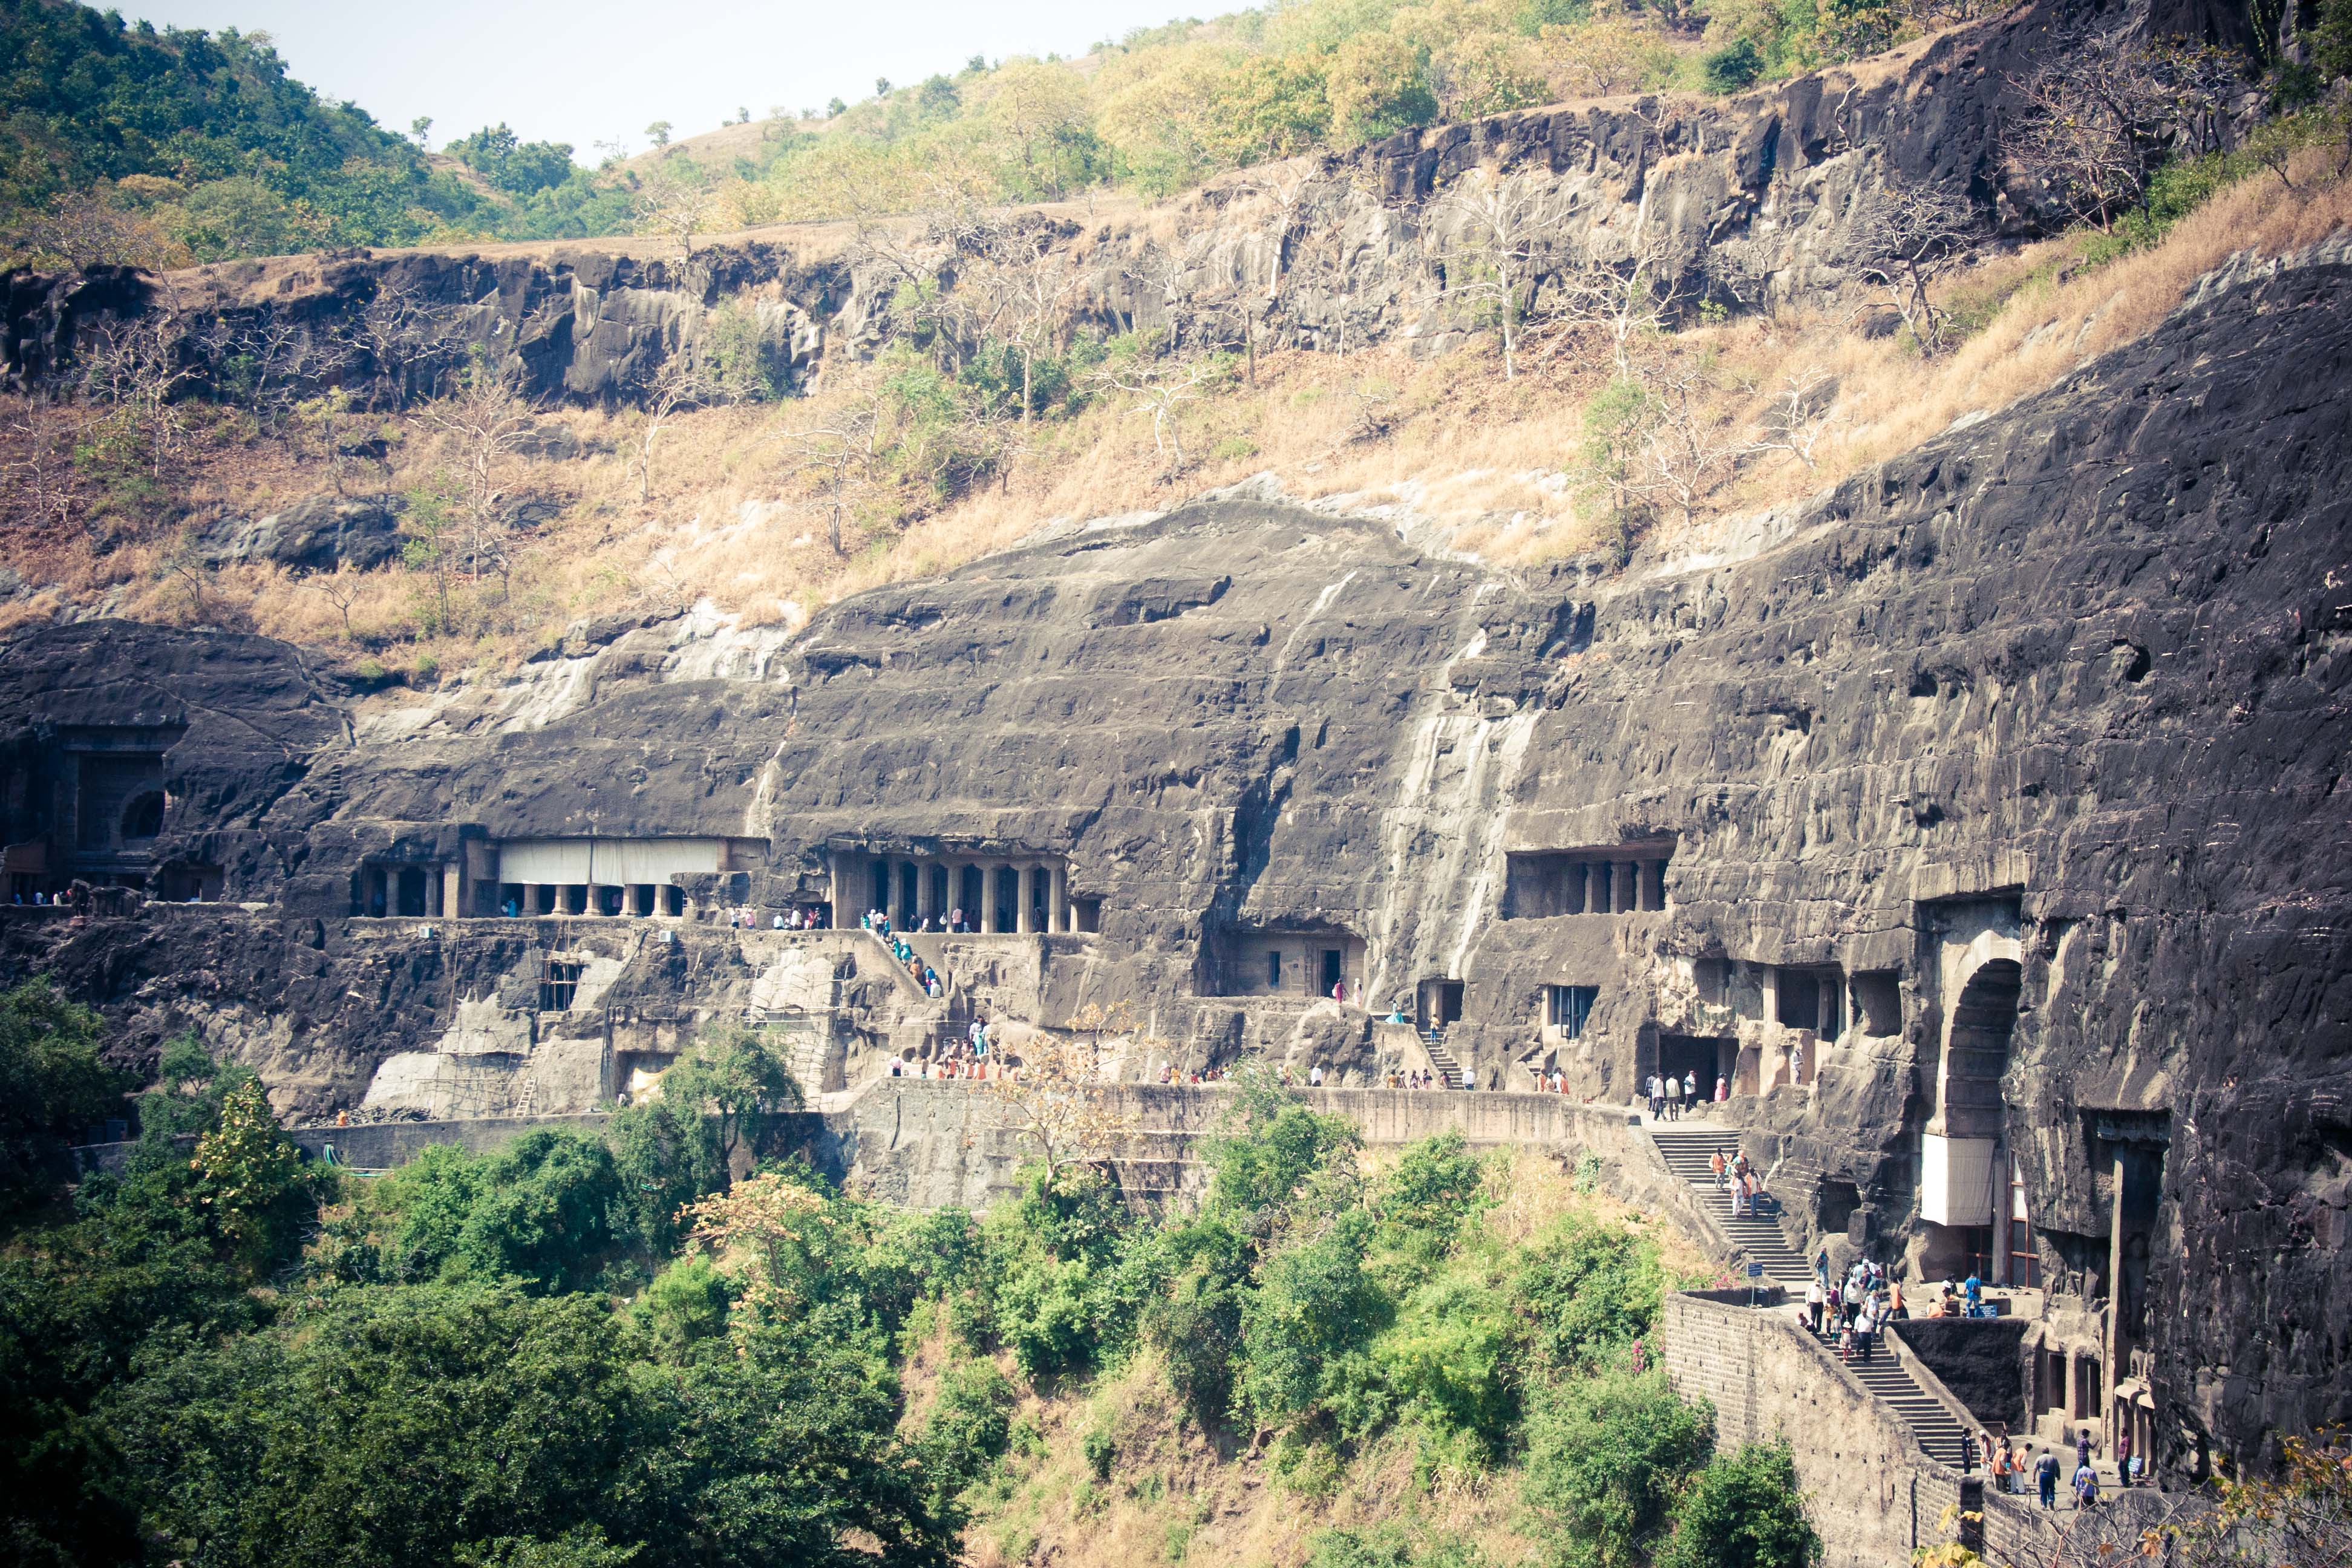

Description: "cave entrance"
1416 979 1464 1033
1658 1032 1734 1100
1922 955 2022 1274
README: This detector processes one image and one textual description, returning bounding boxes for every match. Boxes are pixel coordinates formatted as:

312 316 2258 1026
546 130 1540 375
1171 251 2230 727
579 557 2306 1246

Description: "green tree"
187 1078 313 1268
1512 1210 1668 1373
1521 1366 1714 1568
1655 1440 1822 1568
652 1021 802 1175
1239 1207 1392 1432
0 978 120 1208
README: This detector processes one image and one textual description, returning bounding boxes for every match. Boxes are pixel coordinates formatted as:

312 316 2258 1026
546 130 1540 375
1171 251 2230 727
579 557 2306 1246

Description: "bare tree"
982 1028 1142 1178
79 287 199 476
1424 169 1567 381
2 393 88 532
629 354 720 503
413 355 535 590
1638 357 1746 526
4 191 187 272
1547 238 1681 380
354 283 453 407
1090 348 1230 478
634 158 724 257
2002 27 2205 230
779 408 880 556
1854 181 1978 356
315 563 365 641
976 230 1085 425
1750 367 1841 471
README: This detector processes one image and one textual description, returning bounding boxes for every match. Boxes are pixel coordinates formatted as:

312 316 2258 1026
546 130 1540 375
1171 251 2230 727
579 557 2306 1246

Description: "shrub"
1655 1440 1821 1568
1521 1366 1714 1568
1701 41 1764 94
1513 1210 1667 1373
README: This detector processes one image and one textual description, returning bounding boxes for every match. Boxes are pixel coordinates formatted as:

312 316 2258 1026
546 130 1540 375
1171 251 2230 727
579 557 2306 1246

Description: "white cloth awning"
497 838 727 886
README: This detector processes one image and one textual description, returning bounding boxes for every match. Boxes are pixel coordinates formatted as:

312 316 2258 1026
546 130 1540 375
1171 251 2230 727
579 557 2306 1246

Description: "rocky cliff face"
2 7 2085 408
3 232 2346 1470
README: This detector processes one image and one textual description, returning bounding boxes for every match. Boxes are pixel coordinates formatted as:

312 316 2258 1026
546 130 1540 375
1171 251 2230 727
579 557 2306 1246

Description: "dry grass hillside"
4 132 2347 683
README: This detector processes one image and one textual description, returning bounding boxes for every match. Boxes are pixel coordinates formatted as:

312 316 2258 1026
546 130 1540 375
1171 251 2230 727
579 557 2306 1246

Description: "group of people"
1710 1146 1768 1215
887 1018 1001 1080
1645 1071 1717 1119
1156 1063 1232 1084
1806 1255 1901 1361
2005 1428 2123 1509
880 931 945 997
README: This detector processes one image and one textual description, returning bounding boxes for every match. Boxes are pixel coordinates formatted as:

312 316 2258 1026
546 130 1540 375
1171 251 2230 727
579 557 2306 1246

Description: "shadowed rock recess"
3 244 2348 1477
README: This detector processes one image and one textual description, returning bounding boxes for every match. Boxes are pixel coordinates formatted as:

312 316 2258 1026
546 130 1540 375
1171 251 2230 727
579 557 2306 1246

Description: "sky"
122 0 1206 158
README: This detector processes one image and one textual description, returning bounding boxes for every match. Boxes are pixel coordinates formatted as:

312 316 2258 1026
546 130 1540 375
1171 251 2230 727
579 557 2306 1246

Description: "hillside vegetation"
1 982 1834 1568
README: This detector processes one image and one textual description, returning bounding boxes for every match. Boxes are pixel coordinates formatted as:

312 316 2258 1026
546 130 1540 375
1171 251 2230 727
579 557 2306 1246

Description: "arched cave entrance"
120 791 164 841
1921 956 2022 1280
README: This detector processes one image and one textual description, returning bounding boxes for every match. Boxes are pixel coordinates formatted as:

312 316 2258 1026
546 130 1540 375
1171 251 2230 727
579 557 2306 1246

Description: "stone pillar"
1016 864 1037 934
915 857 935 924
442 863 463 918
1641 859 1665 911
980 860 1001 934
827 852 845 927
1048 863 1068 933
1605 862 1624 914
1817 977 1838 1038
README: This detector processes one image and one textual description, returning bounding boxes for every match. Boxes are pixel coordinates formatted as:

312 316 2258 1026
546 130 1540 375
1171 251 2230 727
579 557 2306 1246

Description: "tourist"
2073 1457 2100 1510
1993 1442 2014 1494
1815 1248 1831 1288
2076 1429 2093 1475
1682 1071 1696 1114
1964 1272 1984 1316
1806 1276 1825 1336
1331 980 1346 1003
1711 1148 1728 1190
1854 1293 1877 1363
1714 1073 1728 1102
1890 1277 1907 1319
1308 1063 1324 1087
2034 1447 2060 1509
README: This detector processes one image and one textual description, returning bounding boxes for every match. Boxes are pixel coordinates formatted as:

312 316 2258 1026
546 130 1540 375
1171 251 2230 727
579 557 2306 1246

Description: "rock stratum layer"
4 7 2079 408
4 232 2350 1481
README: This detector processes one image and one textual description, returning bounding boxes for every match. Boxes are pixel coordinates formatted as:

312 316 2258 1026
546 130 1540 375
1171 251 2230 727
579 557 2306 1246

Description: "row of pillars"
1562 858 1668 915
500 882 687 918
831 852 1081 935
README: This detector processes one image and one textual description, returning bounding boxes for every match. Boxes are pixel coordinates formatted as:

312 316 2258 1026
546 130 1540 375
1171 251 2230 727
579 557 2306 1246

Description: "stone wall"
1661 1292 1974 1567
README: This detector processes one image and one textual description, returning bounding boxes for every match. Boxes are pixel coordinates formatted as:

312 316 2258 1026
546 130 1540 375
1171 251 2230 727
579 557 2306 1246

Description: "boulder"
203 495 402 573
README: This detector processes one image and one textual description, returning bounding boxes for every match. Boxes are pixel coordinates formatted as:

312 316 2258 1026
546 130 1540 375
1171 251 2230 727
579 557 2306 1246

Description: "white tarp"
1920 1133 1998 1227
497 838 726 886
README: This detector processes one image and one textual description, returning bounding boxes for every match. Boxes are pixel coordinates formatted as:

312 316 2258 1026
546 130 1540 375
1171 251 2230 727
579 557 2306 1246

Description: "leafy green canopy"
0 0 486 256
0 996 1777 1568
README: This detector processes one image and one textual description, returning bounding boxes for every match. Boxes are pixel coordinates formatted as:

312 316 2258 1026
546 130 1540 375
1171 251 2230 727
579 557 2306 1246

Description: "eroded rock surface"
2 243 2348 1473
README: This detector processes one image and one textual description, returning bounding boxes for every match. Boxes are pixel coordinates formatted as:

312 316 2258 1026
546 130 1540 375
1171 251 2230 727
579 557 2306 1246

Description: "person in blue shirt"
1964 1273 1984 1315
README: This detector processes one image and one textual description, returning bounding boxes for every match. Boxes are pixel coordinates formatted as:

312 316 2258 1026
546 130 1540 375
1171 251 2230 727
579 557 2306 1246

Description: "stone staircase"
1651 1127 1982 1465
1845 1341 1979 1467
1423 1031 1466 1089
1649 1128 1812 1285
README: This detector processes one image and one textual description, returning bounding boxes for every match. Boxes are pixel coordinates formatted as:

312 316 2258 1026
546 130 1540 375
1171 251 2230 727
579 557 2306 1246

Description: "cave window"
664 885 685 916
1072 897 1101 933
396 867 430 918
1852 970 1902 1037
120 791 165 841
1546 984 1598 1038
540 958 582 1012
1268 950 1283 989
